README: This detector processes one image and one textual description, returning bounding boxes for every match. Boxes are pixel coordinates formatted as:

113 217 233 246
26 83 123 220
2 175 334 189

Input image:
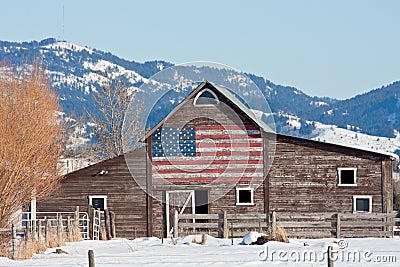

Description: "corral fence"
21 206 116 241
22 207 89 240
173 211 396 239
1 206 117 259
1 210 83 260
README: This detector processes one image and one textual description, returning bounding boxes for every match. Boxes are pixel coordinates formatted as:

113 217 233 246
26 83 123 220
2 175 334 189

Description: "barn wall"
148 88 266 236
37 148 148 239
208 185 265 214
267 134 389 213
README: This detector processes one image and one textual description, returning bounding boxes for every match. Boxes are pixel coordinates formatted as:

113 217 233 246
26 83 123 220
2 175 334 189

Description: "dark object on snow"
54 248 69 254
251 235 273 245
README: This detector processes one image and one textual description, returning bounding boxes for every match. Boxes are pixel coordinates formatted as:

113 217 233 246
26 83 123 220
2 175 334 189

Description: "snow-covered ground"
1 235 400 266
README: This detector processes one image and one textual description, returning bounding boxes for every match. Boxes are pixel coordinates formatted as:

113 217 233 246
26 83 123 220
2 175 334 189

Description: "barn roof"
142 81 275 140
141 80 397 161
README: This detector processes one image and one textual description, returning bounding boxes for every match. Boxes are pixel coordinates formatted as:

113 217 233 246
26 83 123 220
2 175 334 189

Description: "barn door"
165 190 195 237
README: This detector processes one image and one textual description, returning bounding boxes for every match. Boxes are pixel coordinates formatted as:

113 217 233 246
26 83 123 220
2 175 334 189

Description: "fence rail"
174 211 396 239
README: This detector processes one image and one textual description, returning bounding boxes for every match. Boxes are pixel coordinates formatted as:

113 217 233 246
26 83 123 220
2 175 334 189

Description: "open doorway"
195 190 209 223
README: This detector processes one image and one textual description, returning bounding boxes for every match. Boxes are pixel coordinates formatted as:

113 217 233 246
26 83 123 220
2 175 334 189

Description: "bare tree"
0 61 63 228
87 70 143 159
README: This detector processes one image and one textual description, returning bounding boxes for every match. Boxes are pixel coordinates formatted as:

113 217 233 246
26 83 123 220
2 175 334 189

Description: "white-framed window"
353 196 372 213
194 89 219 105
88 195 107 211
236 187 254 205
338 167 357 186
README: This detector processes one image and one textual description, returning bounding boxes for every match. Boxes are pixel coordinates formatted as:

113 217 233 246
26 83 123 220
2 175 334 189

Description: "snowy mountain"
1 38 400 157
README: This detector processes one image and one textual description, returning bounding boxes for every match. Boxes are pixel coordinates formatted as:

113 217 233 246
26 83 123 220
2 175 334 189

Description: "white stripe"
152 155 263 161
196 138 263 143
196 147 262 152
196 130 261 135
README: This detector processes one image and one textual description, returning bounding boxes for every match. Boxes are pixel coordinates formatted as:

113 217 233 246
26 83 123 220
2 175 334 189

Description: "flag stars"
151 126 197 157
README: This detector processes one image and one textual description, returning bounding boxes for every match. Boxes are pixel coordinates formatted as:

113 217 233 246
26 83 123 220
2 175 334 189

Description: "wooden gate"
165 190 195 237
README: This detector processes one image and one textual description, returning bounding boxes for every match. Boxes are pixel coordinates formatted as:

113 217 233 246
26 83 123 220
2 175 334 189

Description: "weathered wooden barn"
37 81 395 239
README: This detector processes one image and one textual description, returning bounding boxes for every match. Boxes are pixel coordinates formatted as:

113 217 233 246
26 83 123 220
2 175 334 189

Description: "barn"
37 81 396 239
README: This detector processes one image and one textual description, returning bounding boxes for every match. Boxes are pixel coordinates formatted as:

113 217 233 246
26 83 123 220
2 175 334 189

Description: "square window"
338 168 357 186
353 196 372 213
236 188 254 205
89 195 107 211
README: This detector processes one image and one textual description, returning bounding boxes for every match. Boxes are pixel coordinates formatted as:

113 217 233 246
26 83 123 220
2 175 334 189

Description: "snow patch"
241 231 266 245
310 101 328 107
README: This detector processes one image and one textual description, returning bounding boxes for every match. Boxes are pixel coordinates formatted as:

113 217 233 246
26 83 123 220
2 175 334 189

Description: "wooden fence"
1 206 117 260
1 216 76 260
23 206 89 240
174 211 395 239
276 212 394 238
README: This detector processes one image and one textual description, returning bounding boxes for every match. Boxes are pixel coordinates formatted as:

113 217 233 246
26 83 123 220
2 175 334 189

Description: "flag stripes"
151 125 263 183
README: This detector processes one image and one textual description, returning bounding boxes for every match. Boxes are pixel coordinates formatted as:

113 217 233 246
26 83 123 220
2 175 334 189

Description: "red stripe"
153 167 262 175
152 159 263 165
197 142 262 148
196 134 261 139
197 151 262 157
196 125 258 131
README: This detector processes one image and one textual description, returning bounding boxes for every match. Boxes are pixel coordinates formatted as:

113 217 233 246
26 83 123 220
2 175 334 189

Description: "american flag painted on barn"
151 124 264 183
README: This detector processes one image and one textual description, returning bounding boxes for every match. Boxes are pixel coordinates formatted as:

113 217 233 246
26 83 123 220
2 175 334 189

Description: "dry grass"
70 225 82 242
0 233 11 258
16 238 47 260
0 224 82 260
191 234 207 245
170 236 178 245
101 229 107 240
275 226 289 243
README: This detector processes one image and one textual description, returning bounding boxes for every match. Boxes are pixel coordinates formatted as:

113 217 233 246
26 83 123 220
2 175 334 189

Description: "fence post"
110 211 116 238
57 215 63 243
104 209 111 240
45 217 49 244
26 219 31 240
12 224 17 260
67 216 71 242
223 211 228 239
74 206 79 228
32 219 37 241
271 211 276 239
383 215 387 236
37 220 42 241
88 249 95 267
230 219 234 245
327 246 334 267
88 204 93 239
336 213 341 239
173 209 178 238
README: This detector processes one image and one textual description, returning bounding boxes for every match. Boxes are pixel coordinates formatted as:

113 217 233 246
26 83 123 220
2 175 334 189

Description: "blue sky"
1 0 399 99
